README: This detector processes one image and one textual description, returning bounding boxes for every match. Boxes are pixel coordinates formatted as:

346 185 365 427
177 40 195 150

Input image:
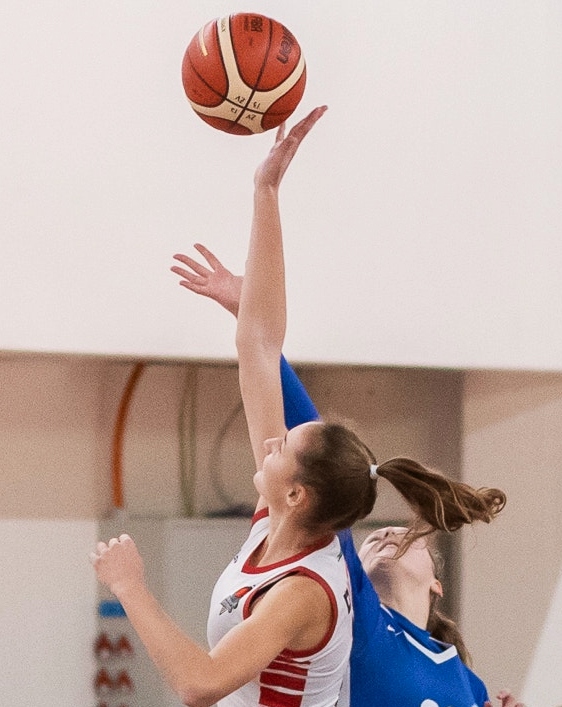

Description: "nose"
377 527 406 541
377 527 395 540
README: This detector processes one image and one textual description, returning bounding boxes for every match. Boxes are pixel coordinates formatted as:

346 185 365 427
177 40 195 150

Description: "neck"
255 511 333 566
375 576 431 630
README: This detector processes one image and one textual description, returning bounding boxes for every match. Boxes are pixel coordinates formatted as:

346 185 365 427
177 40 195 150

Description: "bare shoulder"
250 574 333 651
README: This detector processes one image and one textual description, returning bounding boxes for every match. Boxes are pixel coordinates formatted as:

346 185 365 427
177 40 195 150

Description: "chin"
253 472 264 497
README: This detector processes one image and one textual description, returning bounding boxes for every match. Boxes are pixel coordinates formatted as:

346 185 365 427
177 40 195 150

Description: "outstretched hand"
254 105 328 190
484 690 527 707
171 243 242 316
170 107 327 312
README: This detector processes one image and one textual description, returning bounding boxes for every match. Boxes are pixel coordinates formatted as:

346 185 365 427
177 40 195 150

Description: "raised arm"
235 107 327 472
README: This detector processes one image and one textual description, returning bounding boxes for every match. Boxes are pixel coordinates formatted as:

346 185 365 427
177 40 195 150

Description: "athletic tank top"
207 508 353 707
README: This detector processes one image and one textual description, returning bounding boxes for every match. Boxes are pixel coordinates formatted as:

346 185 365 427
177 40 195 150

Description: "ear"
430 578 443 598
286 483 307 508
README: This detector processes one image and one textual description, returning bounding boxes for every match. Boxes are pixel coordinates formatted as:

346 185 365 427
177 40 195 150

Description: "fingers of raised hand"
275 122 286 144
269 105 326 161
193 243 222 269
172 253 210 277
171 268 207 290
287 105 327 144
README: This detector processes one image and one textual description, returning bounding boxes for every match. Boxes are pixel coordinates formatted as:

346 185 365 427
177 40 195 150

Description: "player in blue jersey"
171 246 510 706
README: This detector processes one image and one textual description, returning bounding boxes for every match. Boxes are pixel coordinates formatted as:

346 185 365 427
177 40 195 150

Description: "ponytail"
376 457 506 552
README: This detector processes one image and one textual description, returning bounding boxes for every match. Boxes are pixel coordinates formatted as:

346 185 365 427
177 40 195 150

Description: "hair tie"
369 464 379 480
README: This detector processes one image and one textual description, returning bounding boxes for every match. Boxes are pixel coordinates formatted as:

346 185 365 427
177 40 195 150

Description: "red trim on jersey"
242 569 299 620
251 507 269 526
267 658 309 677
248 508 334 573
260 670 306 692
242 536 335 574
259 685 303 707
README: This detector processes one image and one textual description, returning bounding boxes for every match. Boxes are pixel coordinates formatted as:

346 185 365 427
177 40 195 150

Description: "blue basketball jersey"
339 529 489 707
280 355 320 428
280 356 490 707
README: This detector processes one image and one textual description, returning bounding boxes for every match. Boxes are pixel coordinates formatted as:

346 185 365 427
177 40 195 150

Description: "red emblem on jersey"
220 586 253 614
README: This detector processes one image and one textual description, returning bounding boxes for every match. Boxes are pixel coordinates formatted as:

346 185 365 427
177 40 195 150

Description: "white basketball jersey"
207 508 353 707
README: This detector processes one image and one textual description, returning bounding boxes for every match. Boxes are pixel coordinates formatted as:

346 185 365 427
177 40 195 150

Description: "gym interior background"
1 1 561 706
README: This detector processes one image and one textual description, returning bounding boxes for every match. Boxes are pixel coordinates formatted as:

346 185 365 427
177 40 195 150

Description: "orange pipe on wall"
111 362 146 509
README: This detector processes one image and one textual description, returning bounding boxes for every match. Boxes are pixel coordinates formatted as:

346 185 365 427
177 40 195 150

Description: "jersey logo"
219 586 252 614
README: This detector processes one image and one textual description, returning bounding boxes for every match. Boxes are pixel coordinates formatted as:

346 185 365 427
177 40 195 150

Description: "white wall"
1 1 561 368
0 519 98 707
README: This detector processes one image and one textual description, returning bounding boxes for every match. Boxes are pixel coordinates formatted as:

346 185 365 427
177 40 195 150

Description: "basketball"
181 13 306 135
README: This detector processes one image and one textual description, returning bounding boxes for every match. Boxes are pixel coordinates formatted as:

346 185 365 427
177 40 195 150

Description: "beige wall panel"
0 356 106 517
461 371 562 703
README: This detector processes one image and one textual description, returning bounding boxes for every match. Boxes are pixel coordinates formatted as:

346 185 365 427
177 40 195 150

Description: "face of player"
254 422 318 505
358 526 442 595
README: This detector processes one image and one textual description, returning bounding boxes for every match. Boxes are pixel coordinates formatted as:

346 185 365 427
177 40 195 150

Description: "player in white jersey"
168 106 510 707
92 107 379 707
207 508 352 707
170 245 521 707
